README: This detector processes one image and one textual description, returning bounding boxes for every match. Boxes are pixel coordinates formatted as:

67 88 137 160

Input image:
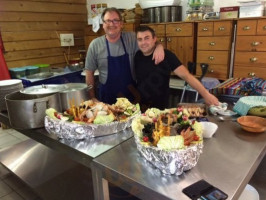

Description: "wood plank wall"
0 0 87 69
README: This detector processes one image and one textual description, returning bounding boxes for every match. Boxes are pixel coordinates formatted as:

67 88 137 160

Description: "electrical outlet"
60 33 74 46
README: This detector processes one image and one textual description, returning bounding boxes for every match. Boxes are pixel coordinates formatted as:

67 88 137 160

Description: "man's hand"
152 43 165 64
204 93 219 106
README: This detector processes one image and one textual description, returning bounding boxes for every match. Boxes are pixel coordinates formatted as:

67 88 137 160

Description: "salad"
132 107 203 150
46 98 140 125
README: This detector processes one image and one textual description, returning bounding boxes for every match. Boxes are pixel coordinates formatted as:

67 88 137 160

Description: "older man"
85 7 164 104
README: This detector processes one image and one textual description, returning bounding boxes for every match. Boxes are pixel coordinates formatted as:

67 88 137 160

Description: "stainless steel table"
91 118 266 200
0 112 134 200
0 112 133 167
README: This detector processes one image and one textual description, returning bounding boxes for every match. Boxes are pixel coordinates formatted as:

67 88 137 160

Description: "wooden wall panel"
0 0 87 69
0 1 86 14
0 12 86 22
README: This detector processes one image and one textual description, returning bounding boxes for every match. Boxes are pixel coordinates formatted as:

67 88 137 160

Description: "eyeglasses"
103 19 121 25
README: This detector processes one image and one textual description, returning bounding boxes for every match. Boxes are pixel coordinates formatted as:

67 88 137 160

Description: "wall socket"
60 33 74 46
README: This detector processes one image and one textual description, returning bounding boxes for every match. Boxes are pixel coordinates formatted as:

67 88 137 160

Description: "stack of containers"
25 66 39 76
9 64 51 79
9 68 26 79
35 64 50 72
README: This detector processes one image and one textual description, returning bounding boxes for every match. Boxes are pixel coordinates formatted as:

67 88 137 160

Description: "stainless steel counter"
0 112 133 167
1 111 265 200
0 111 134 200
91 118 266 200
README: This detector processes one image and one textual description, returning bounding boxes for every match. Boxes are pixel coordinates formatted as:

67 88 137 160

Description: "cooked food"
178 104 207 117
132 107 203 150
46 98 140 125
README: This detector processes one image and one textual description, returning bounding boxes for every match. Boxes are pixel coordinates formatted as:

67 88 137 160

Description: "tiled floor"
0 127 42 200
0 126 265 200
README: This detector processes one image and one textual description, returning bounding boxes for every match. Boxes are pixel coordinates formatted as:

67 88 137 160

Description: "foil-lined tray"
45 115 137 140
134 136 203 175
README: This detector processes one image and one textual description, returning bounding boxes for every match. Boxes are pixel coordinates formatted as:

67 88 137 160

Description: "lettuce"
157 135 185 150
45 108 57 119
93 113 115 124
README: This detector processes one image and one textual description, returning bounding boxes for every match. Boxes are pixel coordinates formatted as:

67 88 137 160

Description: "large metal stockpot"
59 83 92 111
5 91 61 129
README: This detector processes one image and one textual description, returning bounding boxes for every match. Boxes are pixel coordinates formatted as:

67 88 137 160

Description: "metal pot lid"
20 84 67 95
60 83 93 93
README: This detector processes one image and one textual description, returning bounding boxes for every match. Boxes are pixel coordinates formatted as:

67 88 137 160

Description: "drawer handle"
202 28 208 31
243 26 250 30
167 38 171 42
263 26 266 30
160 38 165 42
251 41 259 46
218 27 225 31
250 57 258 62
248 72 256 77
176 28 182 32
209 42 216 46
208 56 215 60
208 69 214 73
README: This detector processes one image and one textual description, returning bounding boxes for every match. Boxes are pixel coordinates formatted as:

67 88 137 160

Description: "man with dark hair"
135 25 219 111
85 8 165 104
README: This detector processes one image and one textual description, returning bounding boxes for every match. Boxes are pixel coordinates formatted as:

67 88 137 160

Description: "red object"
0 29 11 80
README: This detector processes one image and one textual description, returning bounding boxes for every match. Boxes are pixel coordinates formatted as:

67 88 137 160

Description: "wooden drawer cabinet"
234 52 266 64
166 23 193 36
234 65 265 78
234 18 266 79
197 22 213 36
257 19 266 35
197 51 229 65
165 22 195 66
237 20 257 35
142 22 196 72
235 36 266 51
148 24 166 36
146 24 166 48
197 37 231 51
144 22 196 66
196 20 234 80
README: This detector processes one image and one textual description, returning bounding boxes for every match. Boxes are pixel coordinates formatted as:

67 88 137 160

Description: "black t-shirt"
134 49 182 110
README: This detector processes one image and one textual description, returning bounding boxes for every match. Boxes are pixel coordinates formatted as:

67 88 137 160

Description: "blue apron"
99 36 136 104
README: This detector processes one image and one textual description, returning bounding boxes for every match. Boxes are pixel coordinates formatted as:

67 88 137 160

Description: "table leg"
91 163 110 200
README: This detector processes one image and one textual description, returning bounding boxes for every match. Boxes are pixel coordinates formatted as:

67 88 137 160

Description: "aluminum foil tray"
134 136 203 175
45 115 137 140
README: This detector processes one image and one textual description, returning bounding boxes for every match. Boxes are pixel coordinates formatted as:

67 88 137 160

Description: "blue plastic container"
9 68 26 78
24 66 39 76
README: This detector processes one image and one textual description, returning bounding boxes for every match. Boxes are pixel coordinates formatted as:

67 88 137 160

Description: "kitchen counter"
21 69 85 87
0 111 134 200
0 111 133 167
91 117 266 200
0 112 265 200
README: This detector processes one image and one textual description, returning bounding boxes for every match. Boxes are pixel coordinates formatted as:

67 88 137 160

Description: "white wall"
87 0 241 20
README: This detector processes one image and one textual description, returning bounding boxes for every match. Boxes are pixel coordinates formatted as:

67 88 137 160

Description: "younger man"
134 25 219 111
